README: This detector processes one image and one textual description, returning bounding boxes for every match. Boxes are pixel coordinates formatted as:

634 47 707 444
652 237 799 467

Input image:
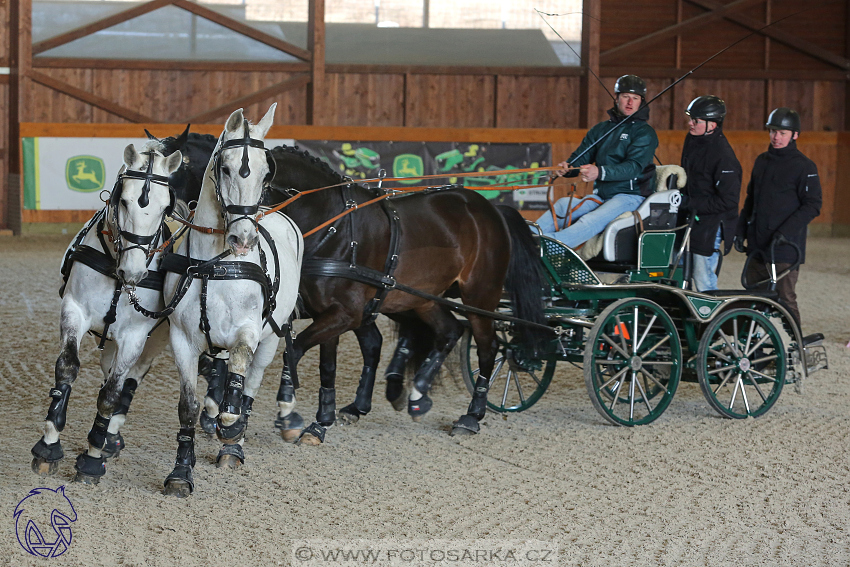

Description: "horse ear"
144 129 159 141
124 144 139 168
225 108 244 134
173 124 190 147
165 150 183 175
254 103 277 139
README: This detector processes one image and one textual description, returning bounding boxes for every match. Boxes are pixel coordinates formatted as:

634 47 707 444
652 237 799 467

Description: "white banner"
23 136 294 210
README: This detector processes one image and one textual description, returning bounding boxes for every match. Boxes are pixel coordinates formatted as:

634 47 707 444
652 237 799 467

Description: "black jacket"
735 140 822 264
679 128 742 256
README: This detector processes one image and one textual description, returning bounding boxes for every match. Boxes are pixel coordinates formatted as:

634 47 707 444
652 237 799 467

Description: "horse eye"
221 166 231 177
121 198 130 209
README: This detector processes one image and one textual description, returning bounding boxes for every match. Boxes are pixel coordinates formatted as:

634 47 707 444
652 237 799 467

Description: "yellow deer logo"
71 161 100 185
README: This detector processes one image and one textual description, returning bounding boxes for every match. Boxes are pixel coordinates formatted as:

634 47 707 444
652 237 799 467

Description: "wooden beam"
186 73 311 123
172 0 311 62
306 0 326 126
33 0 174 55
579 0 602 129
601 0 765 64
601 66 850 81
685 0 850 70
34 58 311 73
28 70 157 122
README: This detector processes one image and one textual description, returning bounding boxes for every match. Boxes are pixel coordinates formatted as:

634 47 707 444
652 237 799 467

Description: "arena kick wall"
16 123 850 236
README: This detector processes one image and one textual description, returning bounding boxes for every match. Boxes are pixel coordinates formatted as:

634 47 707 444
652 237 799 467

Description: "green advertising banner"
295 141 552 211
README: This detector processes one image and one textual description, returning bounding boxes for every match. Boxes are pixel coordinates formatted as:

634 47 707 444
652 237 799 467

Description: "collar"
607 103 650 123
767 139 798 157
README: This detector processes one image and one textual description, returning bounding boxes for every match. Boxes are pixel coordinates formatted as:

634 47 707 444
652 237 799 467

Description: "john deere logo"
393 154 424 185
66 156 105 192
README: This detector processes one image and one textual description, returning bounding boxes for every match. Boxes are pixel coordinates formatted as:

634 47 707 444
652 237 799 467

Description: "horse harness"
60 154 175 349
154 120 295 355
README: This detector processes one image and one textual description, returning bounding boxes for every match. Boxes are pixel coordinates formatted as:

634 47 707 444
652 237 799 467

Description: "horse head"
216 103 276 256
113 141 182 286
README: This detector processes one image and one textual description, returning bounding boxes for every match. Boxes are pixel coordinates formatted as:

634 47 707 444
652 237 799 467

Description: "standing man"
679 95 742 291
536 75 658 248
735 107 822 326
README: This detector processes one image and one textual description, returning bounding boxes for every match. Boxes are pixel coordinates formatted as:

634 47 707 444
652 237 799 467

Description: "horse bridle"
212 118 275 234
108 149 174 268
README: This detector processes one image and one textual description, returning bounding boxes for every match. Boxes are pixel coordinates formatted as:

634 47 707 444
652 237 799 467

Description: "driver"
735 107 822 326
535 75 658 249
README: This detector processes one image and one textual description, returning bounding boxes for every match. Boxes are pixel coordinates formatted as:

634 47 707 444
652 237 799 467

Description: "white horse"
162 104 302 497
31 142 182 483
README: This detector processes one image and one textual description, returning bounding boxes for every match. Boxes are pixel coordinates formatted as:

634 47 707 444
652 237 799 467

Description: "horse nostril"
226 234 239 248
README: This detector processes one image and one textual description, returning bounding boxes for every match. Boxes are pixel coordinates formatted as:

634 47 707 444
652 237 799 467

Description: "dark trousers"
744 260 801 326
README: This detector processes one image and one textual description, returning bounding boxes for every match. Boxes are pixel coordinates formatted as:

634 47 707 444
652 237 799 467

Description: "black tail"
496 205 549 345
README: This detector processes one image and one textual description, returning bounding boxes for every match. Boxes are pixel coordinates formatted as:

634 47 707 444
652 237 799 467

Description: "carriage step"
802 333 824 347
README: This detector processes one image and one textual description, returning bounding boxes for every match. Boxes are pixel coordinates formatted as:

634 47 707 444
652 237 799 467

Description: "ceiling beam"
601 0 765 64
685 0 850 70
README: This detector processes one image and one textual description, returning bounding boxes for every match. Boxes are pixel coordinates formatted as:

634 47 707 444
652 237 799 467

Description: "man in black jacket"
680 95 742 291
735 107 822 326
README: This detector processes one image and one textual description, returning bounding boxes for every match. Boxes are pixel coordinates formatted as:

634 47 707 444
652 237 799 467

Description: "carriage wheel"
584 298 681 426
696 308 786 419
459 327 555 413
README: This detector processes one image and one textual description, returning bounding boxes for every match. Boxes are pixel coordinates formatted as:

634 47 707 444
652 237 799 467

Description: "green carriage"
460 188 828 426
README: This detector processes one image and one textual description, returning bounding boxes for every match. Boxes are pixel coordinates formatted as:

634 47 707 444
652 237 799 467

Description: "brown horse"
266 146 547 440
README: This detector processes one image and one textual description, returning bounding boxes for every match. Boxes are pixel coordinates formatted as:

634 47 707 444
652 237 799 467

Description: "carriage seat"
579 166 685 265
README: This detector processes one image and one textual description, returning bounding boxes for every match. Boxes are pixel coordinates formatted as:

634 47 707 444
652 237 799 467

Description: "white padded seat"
600 189 681 262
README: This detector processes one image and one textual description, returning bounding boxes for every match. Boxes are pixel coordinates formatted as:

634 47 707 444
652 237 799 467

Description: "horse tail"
496 205 549 346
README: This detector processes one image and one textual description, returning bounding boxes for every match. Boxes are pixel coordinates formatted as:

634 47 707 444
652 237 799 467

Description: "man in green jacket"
536 75 659 248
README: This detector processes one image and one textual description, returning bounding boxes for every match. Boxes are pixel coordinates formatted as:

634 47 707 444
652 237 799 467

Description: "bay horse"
266 144 547 440
162 105 302 496
31 141 183 483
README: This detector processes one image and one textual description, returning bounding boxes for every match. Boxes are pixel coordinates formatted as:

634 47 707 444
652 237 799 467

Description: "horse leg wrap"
87 413 110 450
219 372 245 416
275 411 305 432
102 431 125 459
199 356 227 404
385 339 412 403
408 393 433 418
113 378 138 416
466 376 490 421
74 452 106 479
276 377 296 405
164 427 195 493
316 387 335 426
218 396 252 442
345 365 375 416
412 349 447 394
46 383 72 432
216 443 245 465
31 438 64 462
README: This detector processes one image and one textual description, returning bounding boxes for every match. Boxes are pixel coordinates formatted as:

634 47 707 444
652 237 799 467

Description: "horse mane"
268 144 370 192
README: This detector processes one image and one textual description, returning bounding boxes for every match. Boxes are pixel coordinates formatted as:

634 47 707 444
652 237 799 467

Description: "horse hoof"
280 428 301 443
216 454 242 469
31 458 60 476
450 414 480 436
163 480 192 498
389 391 408 412
408 395 432 422
72 472 101 485
298 433 322 446
337 406 363 426
101 432 125 459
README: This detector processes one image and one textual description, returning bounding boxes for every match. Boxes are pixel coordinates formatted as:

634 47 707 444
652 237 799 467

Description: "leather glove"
678 193 690 210
562 168 580 178
733 236 746 254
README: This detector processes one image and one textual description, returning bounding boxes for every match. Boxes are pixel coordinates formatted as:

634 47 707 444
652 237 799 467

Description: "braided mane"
269 144 370 192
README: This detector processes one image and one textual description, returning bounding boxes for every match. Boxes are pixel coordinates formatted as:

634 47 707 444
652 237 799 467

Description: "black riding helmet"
614 75 647 99
766 107 801 132
686 95 726 124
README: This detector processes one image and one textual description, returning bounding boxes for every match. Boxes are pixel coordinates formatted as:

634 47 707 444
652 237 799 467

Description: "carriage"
457 185 829 426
